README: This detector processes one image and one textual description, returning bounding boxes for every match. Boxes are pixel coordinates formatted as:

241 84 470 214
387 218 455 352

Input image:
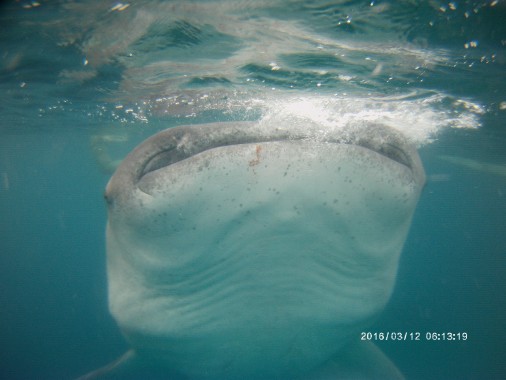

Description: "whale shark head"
104 121 425 379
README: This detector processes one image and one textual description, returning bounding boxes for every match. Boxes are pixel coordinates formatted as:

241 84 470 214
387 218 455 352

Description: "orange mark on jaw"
249 145 262 167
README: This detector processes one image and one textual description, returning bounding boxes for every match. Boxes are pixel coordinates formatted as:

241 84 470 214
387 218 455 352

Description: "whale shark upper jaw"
103 121 425 207
133 122 421 183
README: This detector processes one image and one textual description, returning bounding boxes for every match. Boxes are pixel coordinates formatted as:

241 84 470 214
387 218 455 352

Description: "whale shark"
82 120 425 379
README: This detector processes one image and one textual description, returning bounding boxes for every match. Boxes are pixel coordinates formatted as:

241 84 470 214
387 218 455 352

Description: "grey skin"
82 121 425 379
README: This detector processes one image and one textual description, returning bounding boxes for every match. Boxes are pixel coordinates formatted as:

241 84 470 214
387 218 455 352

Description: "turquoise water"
0 1 505 379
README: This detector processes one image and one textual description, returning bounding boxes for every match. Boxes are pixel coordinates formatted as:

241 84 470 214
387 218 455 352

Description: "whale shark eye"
104 191 114 207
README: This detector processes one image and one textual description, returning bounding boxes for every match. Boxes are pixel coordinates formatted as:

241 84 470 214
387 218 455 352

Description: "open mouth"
136 122 416 183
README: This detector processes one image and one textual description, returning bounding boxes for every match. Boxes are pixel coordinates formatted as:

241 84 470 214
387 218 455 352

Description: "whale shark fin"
310 341 405 380
77 349 187 380
76 350 136 380
78 342 403 379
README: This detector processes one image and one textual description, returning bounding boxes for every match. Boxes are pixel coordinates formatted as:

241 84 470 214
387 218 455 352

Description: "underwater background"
0 0 505 378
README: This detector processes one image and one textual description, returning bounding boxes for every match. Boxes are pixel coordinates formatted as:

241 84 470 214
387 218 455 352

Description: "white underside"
107 141 419 378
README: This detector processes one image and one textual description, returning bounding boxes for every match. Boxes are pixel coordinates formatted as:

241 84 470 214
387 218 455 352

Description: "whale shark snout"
100 121 424 379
